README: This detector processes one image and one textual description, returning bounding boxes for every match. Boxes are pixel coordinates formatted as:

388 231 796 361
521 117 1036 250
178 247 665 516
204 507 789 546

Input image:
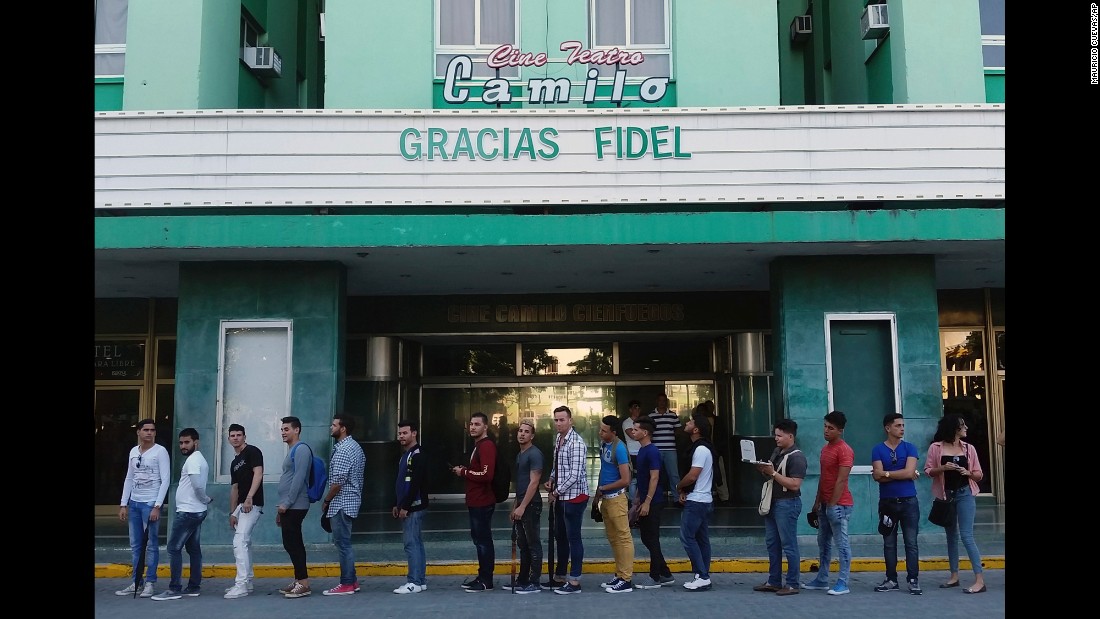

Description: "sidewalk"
95 570 1006 619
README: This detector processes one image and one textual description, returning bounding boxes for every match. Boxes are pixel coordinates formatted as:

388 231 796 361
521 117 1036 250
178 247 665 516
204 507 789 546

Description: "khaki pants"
600 492 635 580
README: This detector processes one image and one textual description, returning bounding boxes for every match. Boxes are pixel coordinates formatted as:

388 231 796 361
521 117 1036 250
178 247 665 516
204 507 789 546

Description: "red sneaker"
322 582 359 596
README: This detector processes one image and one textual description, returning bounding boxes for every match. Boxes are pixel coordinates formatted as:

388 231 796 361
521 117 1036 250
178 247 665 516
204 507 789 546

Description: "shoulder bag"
759 449 800 516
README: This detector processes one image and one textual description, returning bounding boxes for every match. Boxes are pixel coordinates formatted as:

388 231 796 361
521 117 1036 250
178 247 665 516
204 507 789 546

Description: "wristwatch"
885 471 891 478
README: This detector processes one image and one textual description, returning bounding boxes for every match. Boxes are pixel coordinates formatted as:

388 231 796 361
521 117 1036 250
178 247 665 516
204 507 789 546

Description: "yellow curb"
95 556 1003 579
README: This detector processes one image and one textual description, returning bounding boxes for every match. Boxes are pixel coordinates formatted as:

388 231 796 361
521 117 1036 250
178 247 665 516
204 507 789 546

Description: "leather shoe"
964 585 987 594
775 586 800 596
753 583 781 592
939 581 960 588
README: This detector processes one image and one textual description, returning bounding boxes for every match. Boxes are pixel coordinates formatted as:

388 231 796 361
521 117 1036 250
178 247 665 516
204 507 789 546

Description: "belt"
882 496 916 503
603 489 626 499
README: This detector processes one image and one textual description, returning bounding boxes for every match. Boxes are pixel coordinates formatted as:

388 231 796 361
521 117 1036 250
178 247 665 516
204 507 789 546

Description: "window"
240 11 262 61
978 0 1004 69
589 0 671 78
94 0 128 77
435 0 519 78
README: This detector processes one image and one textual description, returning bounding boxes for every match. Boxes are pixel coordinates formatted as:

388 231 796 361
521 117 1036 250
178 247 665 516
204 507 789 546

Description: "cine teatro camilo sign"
400 41 691 162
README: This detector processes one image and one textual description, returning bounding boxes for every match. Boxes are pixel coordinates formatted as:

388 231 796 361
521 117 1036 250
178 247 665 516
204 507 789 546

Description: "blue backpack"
290 442 328 503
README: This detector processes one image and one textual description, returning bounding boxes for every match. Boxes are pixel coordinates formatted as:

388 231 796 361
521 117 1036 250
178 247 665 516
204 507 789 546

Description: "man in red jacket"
451 412 497 592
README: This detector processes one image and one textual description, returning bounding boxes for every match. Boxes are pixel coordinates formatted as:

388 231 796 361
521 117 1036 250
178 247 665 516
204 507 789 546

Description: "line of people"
113 405 988 600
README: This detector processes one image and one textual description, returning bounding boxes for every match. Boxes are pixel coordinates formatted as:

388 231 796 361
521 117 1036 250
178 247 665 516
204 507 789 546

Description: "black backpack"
491 433 512 503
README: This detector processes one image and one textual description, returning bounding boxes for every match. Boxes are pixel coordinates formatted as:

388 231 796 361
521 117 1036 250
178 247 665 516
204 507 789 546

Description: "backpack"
290 442 328 503
491 434 512 503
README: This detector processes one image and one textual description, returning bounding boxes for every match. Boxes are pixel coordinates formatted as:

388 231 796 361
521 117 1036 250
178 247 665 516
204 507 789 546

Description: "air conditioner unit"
861 3 890 40
790 15 812 44
242 46 282 78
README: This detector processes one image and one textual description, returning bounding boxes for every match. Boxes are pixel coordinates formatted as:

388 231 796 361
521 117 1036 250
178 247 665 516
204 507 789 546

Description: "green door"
828 319 897 465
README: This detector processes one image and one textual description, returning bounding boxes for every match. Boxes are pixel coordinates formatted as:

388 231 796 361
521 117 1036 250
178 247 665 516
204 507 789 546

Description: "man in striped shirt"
320 414 366 596
545 405 589 595
650 393 682 502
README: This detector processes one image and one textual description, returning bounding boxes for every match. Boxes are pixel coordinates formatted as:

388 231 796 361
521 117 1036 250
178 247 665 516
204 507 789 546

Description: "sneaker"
500 582 524 592
606 579 634 594
683 576 712 591
753 582 782 592
461 577 481 589
284 582 312 598
323 583 360 596
278 581 296 594
776 586 800 596
114 582 138 596
801 579 831 591
151 589 182 601
229 581 255 593
465 581 493 592
656 574 676 585
554 582 582 595
634 576 662 589
139 582 155 598
827 583 851 596
181 587 201 597
908 579 923 595
541 577 567 590
515 583 541 594
601 577 624 589
223 584 250 599
874 579 900 592
393 583 425 594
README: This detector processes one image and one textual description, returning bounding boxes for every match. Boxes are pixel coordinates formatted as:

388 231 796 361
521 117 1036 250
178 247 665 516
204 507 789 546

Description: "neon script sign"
443 41 669 105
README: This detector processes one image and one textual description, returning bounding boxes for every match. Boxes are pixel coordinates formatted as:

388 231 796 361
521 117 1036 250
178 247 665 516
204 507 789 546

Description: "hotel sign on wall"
401 41 690 161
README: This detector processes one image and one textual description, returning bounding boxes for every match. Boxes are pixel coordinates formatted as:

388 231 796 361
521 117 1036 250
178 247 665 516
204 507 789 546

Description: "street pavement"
94 568 1004 618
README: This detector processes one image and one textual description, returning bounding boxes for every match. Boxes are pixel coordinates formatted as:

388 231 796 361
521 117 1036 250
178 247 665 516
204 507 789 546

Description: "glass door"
94 386 144 540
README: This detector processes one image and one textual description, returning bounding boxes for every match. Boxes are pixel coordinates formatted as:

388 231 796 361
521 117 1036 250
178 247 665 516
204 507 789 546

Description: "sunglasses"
889 450 897 465
133 455 144 468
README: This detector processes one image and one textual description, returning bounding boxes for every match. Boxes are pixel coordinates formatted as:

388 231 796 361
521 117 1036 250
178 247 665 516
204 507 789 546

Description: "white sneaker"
114 582 137 596
683 576 712 591
139 582 155 597
393 583 425 594
225 581 254 593
223 584 250 599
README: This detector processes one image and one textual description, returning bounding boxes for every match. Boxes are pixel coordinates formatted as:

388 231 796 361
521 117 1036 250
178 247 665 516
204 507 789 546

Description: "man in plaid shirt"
319 414 366 596
544 405 589 595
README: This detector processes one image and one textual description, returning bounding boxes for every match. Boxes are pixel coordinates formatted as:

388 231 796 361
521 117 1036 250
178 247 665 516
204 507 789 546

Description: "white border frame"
215 319 294 483
823 312 901 416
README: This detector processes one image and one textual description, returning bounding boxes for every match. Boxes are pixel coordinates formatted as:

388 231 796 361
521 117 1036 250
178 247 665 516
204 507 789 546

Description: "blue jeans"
167 510 207 591
944 486 983 575
814 504 853 586
330 509 357 585
553 500 586 580
679 500 713 579
764 497 801 588
127 499 161 584
469 505 496 582
880 496 920 583
658 450 681 498
403 509 427 585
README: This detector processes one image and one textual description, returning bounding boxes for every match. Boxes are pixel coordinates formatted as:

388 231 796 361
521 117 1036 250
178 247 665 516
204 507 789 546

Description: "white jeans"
232 505 263 586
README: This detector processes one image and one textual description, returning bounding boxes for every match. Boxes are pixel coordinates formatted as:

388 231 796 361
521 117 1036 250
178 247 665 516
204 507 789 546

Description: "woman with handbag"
923 414 986 594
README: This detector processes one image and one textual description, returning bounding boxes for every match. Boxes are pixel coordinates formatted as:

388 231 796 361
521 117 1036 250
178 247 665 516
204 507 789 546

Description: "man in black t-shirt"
225 424 264 599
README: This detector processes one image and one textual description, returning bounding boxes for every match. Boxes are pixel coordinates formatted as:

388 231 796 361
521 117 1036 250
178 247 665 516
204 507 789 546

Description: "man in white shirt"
620 400 642 503
676 413 715 592
115 419 172 597
152 428 214 600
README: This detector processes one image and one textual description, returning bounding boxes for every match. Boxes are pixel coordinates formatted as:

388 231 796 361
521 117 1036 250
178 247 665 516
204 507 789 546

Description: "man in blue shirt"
629 416 674 589
871 413 922 595
596 415 635 593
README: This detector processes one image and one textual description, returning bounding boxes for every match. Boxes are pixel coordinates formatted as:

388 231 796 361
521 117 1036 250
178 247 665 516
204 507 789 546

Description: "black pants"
639 501 670 579
515 501 543 585
280 509 309 580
